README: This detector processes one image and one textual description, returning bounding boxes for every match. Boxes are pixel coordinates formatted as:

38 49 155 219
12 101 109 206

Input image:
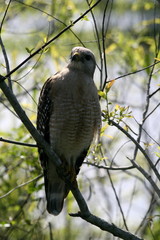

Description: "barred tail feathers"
44 176 69 216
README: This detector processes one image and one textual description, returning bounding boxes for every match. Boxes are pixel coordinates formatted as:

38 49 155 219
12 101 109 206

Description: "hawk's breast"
49 84 100 163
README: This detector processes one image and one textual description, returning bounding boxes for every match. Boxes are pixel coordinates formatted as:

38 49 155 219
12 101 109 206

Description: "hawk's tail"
44 176 69 215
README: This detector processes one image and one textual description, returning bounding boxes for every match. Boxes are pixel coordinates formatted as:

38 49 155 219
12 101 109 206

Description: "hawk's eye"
85 54 91 61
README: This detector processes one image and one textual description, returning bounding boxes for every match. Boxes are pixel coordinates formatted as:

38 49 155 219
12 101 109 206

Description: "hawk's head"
69 47 96 77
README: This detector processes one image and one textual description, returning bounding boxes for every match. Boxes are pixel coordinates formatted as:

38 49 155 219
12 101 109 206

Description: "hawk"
37 47 101 215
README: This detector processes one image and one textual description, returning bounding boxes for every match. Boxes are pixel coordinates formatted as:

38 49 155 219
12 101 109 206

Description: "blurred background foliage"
0 0 160 239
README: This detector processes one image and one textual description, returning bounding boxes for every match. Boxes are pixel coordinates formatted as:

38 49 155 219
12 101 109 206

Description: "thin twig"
101 0 112 91
109 120 160 196
107 169 129 231
14 0 66 25
0 137 37 147
86 0 103 86
133 58 160 181
135 193 157 235
0 174 43 199
149 87 160 98
106 61 160 83
15 0 85 47
0 0 12 33
83 161 135 171
0 98 19 118
129 159 160 198
143 102 160 122
48 222 54 240
13 80 38 105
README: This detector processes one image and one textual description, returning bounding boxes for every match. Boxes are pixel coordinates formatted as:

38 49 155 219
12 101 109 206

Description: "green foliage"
0 125 42 239
143 211 160 240
107 105 132 124
99 82 133 125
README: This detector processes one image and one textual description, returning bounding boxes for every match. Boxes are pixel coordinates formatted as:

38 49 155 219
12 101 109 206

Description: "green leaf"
80 13 89 21
98 90 107 99
25 47 35 54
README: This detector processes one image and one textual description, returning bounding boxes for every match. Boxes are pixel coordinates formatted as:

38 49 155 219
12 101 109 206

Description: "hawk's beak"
71 52 81 61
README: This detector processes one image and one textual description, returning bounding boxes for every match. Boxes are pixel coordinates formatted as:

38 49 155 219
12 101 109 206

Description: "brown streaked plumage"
37 47 101 215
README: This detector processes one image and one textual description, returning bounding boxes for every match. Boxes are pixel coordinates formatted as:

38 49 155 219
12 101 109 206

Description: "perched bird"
37 46 101 215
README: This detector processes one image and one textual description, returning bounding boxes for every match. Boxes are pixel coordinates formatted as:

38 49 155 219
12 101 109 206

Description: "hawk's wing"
37 78 53 168
37 76 68 216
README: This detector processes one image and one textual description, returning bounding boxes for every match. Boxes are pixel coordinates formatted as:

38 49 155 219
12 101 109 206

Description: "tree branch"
129 158 160 197
0 0 12 33
0 76 142 240
0 137 37 147
0 37 12 90
105 60 160 84
0 0 12 90
83 161 135 171
69 195 143 240
149 87 160 98
109 120 160 198
0 174 43 199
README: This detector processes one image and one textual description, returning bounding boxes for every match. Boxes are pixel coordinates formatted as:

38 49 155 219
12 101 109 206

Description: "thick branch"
0 78 142 240
70 186 143 240
70 187 143 240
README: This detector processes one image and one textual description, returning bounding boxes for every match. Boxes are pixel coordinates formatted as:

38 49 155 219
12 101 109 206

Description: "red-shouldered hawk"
37 47 101 215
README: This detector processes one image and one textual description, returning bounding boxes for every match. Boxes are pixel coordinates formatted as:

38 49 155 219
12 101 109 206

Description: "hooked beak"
71 52 81 62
